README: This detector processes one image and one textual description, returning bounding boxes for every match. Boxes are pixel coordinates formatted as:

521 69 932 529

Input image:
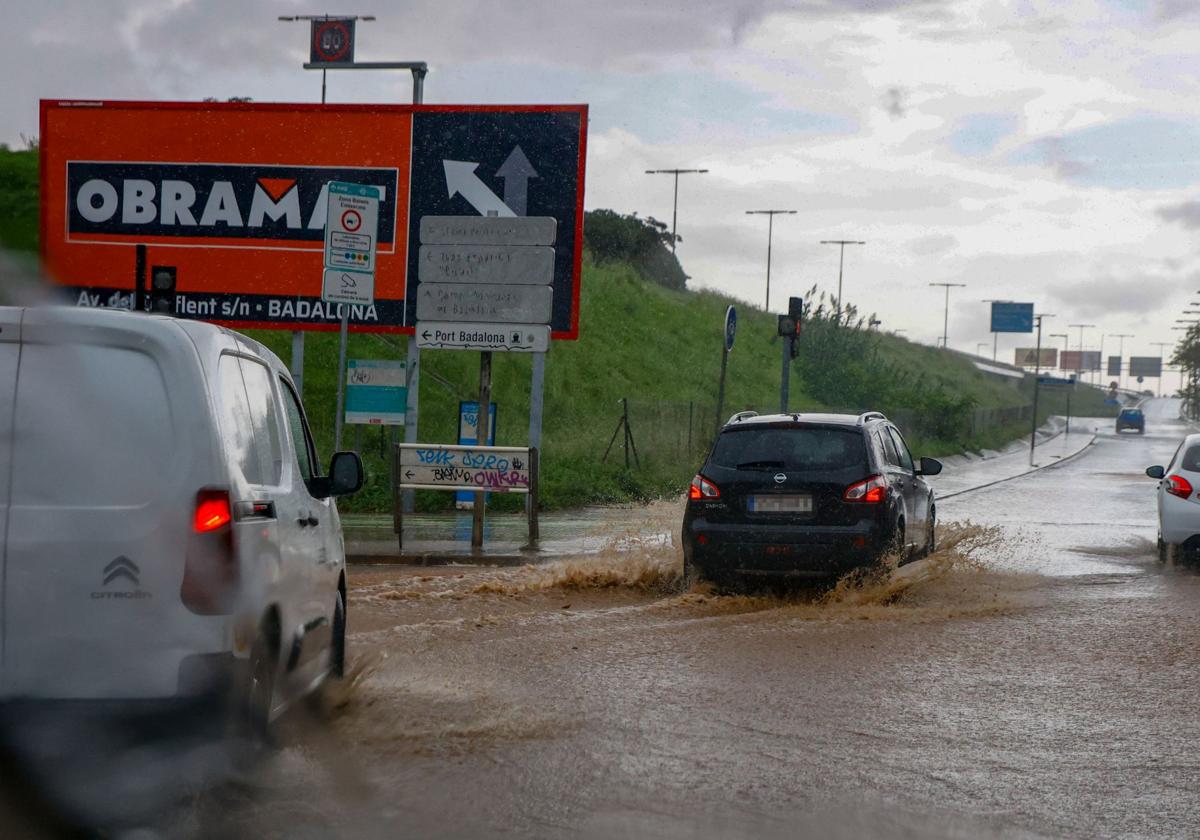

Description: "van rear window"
12 344 174 507
709 426 867 471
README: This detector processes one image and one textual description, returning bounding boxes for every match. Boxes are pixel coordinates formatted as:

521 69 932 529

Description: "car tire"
331 589 346 680
240 620 278 746
922 508 936 558
1158 536 1168 564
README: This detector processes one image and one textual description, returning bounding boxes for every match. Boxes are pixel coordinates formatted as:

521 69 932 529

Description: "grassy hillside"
0 146 1117 511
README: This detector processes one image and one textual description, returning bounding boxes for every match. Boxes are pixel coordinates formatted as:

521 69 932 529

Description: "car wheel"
1158 536 1168 564
331 589 346 679
923 508 937 557
240 620 278 745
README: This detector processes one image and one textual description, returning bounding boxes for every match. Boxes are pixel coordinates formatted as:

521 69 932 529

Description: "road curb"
937 432 1098 501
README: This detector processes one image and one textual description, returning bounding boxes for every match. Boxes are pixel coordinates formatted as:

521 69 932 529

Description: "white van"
0 306 362 731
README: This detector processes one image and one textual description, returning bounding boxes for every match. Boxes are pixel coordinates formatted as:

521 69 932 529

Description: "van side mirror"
328 451 365 497
1146 465 1165 479
916 456 943 476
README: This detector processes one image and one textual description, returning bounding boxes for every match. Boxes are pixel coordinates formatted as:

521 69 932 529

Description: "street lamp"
1153 340 1175 397
746 210 796 312
279 14 377 104
929 282 967 349
820 239 866 322
1067 323 1095 381
646 168 709 256
1111 333 1134 389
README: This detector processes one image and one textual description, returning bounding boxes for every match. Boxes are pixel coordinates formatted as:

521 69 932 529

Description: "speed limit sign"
310 19 355 63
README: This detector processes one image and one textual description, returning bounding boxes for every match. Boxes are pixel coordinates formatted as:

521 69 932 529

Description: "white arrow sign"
443 160 516 218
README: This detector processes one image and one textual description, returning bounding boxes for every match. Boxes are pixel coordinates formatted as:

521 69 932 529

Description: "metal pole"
291 330 305 395
527 447 539 546
334 308 349 450
401 66 425 514
836 244 845 322
321 68 327 104
134 244 146 312
527 351 545 521
765 213 773 311
992 331 998 362
715 345 730 438
779 336 790 413
671 171 679 255
1029 315 1044 466
943 285 950 348
471 351 492 549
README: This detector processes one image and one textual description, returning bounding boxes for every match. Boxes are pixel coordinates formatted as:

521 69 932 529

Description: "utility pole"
746 209 796 311
646 168 708 255
929 282 967 349
820 239 865 323
1049 333 1069 370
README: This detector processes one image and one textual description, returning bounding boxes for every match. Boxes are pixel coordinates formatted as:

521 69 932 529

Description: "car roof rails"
727 410 759 425
857 411 887 425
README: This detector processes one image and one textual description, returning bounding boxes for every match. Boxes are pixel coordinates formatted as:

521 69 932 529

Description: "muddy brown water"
102 403 1200 837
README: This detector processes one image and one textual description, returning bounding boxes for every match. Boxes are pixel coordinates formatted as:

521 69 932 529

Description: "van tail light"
689 474 720 500
182 489 240 615
844 475 887 504
1166 475 1193 500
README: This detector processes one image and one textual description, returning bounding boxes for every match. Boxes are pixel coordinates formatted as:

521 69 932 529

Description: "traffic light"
777 314 797 337
149 265 177 315
788 296 804 324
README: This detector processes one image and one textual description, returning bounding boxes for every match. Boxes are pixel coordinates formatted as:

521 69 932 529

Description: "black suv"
682 411 943 587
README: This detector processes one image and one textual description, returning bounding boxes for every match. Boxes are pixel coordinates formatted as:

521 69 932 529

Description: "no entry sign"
39 100 587 337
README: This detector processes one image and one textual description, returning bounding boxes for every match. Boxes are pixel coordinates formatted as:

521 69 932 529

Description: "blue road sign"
455 400 498 507
724 305 737 351
991 302 1034 333
1037 374 1075 388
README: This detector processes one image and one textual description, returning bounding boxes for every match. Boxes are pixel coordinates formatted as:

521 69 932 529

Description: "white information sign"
397 444 532 494
415 321 551 353
323 181 380 305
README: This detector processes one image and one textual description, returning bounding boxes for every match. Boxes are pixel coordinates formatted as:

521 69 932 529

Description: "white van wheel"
242 619 278 743
331 590 346 679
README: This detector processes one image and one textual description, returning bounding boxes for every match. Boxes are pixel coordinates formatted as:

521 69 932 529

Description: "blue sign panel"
991 302 1034 333
455 400 498 507
724 306 737 351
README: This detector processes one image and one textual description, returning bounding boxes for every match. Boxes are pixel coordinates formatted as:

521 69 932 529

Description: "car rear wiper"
735 460 785 470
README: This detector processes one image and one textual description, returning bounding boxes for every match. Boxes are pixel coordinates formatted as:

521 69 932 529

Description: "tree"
583 209 688 291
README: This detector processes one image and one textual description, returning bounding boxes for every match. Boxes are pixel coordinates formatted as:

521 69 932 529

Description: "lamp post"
1111 333 1134 390
929 282 967 349
820 239 866 323
646 168 709 256
1153 341 1174 398
1068 323 1095 382
1029 312 1055 466
746 210 796 311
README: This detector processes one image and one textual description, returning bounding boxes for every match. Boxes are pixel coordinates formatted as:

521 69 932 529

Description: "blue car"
1116 407 1145 434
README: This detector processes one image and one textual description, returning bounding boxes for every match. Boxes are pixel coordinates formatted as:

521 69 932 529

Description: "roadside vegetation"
0 147 1117 511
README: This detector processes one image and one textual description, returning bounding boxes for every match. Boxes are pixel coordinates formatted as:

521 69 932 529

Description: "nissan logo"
773 473 786 484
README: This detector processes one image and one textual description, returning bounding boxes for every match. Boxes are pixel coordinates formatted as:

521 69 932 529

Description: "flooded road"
199 399 1199 839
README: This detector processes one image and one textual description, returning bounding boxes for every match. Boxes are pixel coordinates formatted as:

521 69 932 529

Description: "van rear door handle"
296 514 311 527
307 515 319 527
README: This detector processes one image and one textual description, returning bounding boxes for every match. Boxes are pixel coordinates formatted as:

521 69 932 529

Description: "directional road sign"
1037 375 1076 388
416 283 552 323
991 302 1034 333
324 181 380 274
725 305 737 351
416 322 551 353
418 216 557 246
1130 356 1162 377
397 444 532 493
418 244 555 285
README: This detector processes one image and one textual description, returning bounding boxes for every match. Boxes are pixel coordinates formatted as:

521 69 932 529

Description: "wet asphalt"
174 399 1200 838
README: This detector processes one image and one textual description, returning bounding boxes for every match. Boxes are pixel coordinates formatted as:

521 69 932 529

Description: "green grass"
1 146 1118 511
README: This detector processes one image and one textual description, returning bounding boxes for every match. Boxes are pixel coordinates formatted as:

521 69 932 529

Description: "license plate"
748 494 812 513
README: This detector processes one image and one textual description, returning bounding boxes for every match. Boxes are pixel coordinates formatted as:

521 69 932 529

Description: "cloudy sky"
8 0 1200 369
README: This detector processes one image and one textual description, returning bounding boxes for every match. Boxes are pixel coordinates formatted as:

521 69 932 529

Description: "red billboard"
39 100 587 337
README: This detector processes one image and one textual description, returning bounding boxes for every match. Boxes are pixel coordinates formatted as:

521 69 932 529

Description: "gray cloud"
1158 200 1200 229
883 86 907 118
1048 272 1193 319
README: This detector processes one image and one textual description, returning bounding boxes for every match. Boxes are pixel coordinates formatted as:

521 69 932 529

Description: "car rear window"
709 426 867 471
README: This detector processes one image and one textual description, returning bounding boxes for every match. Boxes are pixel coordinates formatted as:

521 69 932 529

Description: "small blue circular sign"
1137 375 1144 383
724 306 737 351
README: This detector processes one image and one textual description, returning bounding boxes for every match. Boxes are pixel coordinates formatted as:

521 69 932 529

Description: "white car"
0 306 362 734
1147 433 1200 564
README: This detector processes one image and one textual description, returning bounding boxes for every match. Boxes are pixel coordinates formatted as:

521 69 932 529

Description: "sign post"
715 305 736 436
324 181 381 451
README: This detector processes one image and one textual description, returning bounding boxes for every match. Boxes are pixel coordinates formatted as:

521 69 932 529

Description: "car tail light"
182 489 239 615
689 474 720 500
1167 475 1193 500
844 475 887 503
